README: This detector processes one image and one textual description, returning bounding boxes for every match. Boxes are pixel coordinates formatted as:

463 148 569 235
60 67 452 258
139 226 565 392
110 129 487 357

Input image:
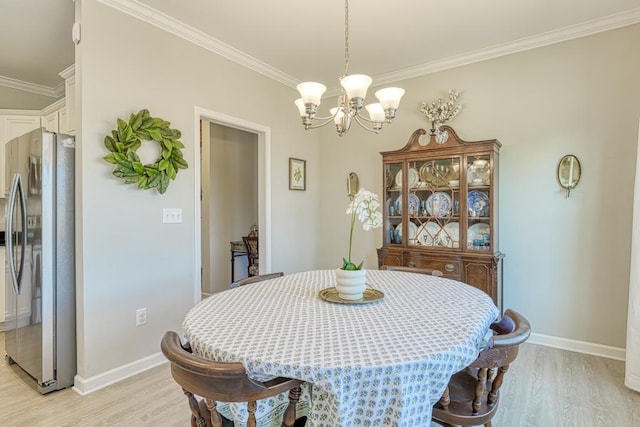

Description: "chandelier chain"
344 0 349 77
294 0 404 135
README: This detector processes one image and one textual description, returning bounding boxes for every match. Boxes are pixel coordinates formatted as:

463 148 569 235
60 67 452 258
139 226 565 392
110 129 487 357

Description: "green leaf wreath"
103 109 188 194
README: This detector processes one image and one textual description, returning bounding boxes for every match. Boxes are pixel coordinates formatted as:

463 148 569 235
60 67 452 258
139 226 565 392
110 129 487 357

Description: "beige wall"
317 24 640 348
76 1 319 381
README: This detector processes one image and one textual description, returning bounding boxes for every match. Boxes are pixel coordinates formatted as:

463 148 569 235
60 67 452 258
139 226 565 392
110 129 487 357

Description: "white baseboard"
72 352 167 395
528 332 626 361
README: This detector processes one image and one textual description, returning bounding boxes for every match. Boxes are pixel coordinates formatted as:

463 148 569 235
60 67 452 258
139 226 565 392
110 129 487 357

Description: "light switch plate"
163 208 182 223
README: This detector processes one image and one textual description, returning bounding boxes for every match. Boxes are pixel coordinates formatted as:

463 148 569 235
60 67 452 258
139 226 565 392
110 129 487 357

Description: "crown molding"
59 64 75 80
41 97 66 116
0 75 59 98
374 7 640 87
97 0 299 88
98 1 640 91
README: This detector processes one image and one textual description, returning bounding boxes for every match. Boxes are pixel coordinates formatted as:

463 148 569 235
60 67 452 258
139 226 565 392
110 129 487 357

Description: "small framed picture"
289 158 306 191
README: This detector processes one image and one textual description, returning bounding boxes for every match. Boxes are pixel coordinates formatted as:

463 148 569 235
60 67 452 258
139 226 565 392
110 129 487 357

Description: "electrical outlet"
162 208 183 224
136 308 147 326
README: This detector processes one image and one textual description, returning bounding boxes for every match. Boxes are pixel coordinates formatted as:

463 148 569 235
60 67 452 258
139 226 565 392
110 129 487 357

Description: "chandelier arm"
353 114 381 134
305 116 339 130
353 112 378 125
312 113 338 122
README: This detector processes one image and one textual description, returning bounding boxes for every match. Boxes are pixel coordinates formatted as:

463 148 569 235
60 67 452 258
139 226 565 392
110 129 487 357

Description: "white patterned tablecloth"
183 269 499 427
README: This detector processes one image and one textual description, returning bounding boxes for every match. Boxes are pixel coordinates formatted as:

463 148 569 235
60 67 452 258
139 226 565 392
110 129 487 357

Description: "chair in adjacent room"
230 272 284 289
380 265 444 277
242 235 259 277
161 331 305 427
431 308 531 427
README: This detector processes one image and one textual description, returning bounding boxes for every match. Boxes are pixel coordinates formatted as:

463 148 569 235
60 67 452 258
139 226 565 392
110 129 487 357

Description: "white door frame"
193 106 271 302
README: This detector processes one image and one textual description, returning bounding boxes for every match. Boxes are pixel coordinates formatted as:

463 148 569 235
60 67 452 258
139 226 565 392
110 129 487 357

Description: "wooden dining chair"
380 265 444 277
242 235 259 277
161 331 305 427
431 309 531 427
230 272 284 289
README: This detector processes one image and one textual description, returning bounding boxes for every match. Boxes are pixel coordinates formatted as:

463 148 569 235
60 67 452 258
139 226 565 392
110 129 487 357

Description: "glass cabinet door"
466 154 492 251
408 157 461 249
384 162 403 244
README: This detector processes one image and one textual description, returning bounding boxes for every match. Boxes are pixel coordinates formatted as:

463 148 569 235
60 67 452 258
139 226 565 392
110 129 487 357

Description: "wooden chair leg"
282 386 302 427
183 389 208 427
247 400 258 427
488 365 509 405
437 385 450 410
473 368 487 413
205 399 223 427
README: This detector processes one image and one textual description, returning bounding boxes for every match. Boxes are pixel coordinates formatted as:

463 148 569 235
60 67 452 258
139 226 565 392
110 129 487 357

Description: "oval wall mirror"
347 172 359 198
557 154 581 197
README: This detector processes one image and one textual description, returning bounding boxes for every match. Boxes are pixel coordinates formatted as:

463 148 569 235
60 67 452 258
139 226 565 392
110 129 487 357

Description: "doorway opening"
194 107 271 298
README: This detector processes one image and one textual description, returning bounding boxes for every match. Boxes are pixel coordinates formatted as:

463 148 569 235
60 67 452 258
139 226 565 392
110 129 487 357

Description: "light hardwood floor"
1 333 639 426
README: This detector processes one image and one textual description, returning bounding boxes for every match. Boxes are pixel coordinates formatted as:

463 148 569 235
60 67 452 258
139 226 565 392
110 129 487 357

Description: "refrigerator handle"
6 174 27 295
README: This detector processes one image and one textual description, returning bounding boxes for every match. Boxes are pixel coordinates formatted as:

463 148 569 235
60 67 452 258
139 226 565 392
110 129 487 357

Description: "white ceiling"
2 0 640 95
0 0 75 89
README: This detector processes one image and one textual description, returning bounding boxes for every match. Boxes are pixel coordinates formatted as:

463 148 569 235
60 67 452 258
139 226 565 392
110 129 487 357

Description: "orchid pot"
335 268 367 300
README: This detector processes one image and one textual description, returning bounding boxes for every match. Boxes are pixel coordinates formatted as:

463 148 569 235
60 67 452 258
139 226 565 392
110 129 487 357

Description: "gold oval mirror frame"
557 154 581 197
347 172 359 198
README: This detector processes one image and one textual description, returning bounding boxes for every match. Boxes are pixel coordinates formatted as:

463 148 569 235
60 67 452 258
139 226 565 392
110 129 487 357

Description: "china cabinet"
377 126 504 307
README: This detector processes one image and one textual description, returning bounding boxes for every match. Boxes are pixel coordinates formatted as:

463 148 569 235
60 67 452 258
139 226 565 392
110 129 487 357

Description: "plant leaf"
139 118 154 130
103 153 117 164
132 162 144 174
167 163 176 180
144 166 159 177
130 111 144 130
148 129 163 141
147 173 161 187
135 129 151 141
104 136 117 152
117 118 127 132
137 175 148 189
157 172 169 194
127 150 140 163
158 159 170 171
161 139 173 150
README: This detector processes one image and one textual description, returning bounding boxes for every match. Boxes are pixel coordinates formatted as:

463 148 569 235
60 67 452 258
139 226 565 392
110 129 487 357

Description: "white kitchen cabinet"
59 65 75 136
0 113 42 197
58 107 68 134
43 111 59 133
41 98 66 134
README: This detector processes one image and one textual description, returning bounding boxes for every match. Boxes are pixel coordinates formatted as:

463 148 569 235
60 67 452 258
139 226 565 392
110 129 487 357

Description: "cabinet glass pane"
384 162 402 244
409 158 461 249
466 155 491 251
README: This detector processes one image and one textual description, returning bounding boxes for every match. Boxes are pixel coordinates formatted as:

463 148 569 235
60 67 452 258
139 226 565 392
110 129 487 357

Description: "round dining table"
183 269 499 427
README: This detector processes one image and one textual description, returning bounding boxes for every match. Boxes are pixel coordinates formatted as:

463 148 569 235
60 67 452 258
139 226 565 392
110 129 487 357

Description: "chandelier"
294 0 405 136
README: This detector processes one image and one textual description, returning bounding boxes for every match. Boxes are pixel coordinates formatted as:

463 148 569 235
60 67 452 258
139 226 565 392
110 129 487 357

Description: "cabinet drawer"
377 248 402 268
404 256 461 278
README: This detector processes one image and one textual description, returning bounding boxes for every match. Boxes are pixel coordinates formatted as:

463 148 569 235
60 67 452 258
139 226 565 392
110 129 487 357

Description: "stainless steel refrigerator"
4 128 76 394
